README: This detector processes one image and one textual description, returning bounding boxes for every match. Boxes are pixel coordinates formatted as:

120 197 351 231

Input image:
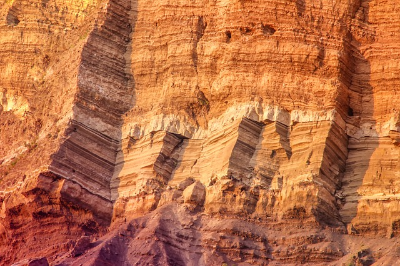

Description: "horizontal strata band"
50 116 347 228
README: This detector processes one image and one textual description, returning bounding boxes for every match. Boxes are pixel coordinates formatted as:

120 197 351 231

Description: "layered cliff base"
2 0 400 265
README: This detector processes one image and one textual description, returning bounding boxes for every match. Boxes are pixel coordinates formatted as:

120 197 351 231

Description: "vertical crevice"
338 0 377 231
49 0 137 224
228 118 264 181
192 16 207 72
275 122 292 160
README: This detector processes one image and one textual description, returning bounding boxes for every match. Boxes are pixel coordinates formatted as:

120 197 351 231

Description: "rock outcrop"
1 0 400 265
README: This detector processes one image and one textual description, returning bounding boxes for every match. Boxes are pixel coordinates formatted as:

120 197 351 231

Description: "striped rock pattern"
1 0 400 265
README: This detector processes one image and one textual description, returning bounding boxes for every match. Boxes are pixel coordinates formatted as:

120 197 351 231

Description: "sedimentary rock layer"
2 0 400 265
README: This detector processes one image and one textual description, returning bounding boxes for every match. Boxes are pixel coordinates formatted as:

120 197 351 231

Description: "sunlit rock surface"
2 0 400 265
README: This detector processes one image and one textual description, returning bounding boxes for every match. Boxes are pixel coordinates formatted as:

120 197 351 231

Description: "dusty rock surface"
1 0 400 265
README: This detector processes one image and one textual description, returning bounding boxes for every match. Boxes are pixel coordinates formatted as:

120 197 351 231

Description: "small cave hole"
261 23 276 35
240 27 252 35
225 31 232 43
270 150 276 158
348 107 354 116
43 55 50 68
42 0 50 7
6 12 20 26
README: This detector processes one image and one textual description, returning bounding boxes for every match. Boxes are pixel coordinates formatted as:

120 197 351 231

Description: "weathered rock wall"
339 0 400 237
50 0 135 222
2 0 400 265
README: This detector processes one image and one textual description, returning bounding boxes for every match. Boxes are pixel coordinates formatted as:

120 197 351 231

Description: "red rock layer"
1 0 400 265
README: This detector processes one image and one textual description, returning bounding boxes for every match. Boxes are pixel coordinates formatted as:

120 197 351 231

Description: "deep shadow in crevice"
48 0 137 226
6 10 20 26
192 16 207 70
276 121 292 160
225 30 232 43
338 0 378 232
295 0 306 17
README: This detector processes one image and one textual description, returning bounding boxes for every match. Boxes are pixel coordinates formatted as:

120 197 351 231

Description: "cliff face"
2 0 400 265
